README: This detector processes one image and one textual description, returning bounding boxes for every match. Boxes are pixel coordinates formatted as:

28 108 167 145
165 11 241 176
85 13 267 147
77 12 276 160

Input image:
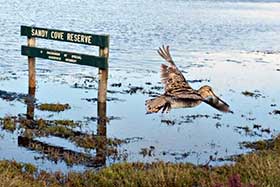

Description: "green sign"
21 26 109 47
21 26 109 69
21 25 109 105
22 46 108 69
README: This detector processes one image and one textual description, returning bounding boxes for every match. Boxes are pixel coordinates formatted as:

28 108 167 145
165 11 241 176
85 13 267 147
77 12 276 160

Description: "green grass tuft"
1 117 16 132
37 103 70 112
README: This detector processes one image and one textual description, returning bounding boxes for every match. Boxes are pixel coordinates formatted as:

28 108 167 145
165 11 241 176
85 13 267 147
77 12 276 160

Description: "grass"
37 103 70 112
0 116 125 167
0 116 16 131
0 135 280 186
54 120 79 128
1 114 279 186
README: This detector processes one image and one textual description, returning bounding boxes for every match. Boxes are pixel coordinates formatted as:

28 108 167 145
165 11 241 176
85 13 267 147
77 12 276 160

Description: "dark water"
0 0 280 172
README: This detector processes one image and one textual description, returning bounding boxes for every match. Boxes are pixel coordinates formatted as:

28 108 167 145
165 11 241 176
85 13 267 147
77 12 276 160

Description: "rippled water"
0 0 280 172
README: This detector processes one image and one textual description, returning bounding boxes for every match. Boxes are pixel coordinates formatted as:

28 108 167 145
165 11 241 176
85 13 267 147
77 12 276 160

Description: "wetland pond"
0 0 280 172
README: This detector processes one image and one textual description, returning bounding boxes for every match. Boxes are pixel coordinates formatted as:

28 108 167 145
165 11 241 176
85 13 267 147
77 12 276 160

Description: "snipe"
146 45 230 113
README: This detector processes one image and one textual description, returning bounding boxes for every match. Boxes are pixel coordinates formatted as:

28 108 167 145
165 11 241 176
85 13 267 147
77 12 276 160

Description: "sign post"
98 47 109 104
21 25 110 113
20 26 110 166
27 37 36 96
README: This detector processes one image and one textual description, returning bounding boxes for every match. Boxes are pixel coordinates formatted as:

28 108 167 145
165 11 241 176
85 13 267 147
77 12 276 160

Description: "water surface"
0 0 280 172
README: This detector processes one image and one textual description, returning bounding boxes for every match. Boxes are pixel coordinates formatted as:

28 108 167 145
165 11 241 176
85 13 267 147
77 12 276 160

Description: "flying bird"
146 45 230 114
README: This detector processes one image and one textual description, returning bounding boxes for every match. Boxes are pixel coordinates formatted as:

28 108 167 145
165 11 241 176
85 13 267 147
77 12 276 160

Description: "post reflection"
21 87 108 168
96 101 107 166
26 87 36 120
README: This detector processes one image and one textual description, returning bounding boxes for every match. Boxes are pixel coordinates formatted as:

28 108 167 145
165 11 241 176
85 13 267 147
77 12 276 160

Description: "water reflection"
20 87 108 168
96 102 107 165
26 87 35 120
0 0 280 172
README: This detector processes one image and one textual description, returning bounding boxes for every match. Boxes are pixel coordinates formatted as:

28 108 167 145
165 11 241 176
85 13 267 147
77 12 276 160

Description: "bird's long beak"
205 92 230 112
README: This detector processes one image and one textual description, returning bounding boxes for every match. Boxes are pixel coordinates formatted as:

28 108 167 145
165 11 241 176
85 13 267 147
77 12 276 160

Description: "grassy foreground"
1 136 280 187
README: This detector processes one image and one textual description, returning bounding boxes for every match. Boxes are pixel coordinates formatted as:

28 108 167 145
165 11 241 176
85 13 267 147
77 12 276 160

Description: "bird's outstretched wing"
158 45 193 95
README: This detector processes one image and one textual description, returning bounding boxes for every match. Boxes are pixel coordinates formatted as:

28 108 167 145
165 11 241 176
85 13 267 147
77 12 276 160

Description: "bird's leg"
161 102 171 113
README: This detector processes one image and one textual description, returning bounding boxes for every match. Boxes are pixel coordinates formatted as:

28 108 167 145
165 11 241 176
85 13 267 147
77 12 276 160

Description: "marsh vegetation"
0 0 280 185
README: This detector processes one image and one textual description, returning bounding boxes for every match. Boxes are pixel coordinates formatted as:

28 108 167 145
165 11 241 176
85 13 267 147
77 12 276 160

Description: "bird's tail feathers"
145 96 171 114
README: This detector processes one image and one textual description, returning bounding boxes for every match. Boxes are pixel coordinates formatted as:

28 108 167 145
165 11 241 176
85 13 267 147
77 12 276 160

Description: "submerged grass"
1 135 280 186
37 103 70 112
0 116 16 131
0 116 125 167
54 120 79 128
1 113 279 186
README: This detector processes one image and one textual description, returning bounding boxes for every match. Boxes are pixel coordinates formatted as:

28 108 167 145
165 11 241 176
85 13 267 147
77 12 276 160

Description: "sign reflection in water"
20 87 108 167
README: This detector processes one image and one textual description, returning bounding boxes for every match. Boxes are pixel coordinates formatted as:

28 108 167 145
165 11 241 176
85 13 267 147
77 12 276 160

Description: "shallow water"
0 0 280 172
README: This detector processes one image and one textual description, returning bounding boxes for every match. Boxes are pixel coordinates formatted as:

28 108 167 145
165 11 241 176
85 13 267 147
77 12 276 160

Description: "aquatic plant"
1 134 280 186
37 103 70 112
0 116 16 132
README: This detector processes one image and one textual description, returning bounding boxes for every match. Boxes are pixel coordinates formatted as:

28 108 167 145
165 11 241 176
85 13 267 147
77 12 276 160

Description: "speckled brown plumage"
146 45 230 114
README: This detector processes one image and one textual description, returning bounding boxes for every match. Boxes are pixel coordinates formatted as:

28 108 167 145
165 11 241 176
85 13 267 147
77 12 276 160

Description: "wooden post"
98 46 109 104
26 37 36 120
97 46 108 120
96 45 109 166
27 37 36 95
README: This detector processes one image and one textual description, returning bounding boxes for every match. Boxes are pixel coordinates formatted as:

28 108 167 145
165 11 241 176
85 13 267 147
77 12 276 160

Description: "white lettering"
31 29 35 36
87 36 92 44
71 55 82 60
46 51 60 56
67 33 73 41
66 33 92 44
65 58 77 63
31 29 48 38
50 31 64 40
48 56 61 61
